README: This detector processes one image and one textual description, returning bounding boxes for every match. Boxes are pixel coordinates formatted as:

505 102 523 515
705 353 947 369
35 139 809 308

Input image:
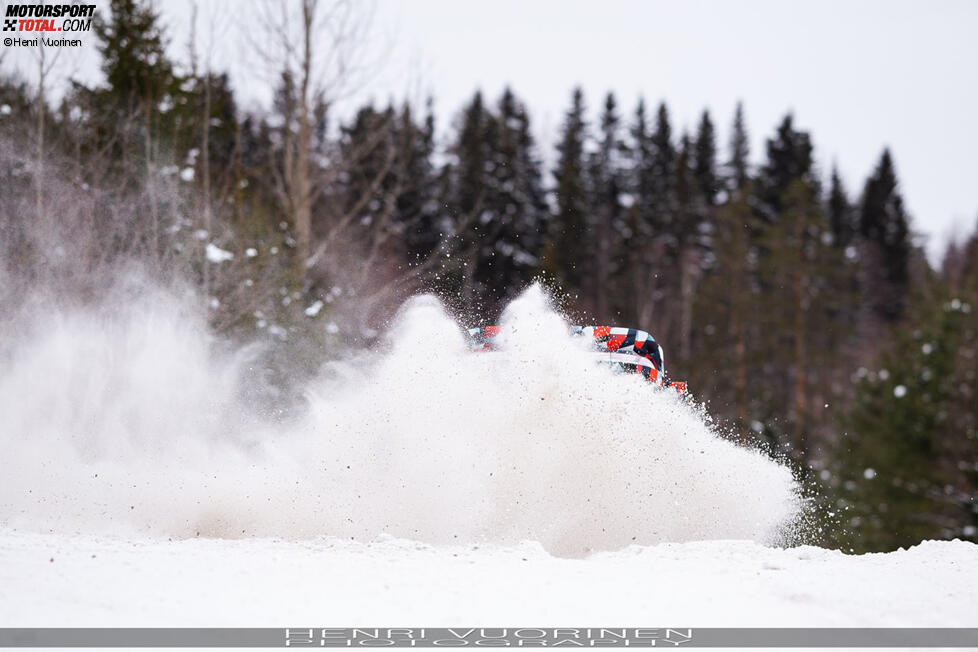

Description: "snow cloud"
0 284 800 556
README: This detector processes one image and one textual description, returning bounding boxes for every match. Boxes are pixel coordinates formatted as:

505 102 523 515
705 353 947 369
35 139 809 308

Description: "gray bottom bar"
0 628 976 648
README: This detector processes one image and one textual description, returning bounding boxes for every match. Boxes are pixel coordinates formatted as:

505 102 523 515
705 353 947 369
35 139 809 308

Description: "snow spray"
0 283 801 555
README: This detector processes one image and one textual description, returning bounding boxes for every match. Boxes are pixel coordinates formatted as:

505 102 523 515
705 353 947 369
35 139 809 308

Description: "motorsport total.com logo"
3 3 96 38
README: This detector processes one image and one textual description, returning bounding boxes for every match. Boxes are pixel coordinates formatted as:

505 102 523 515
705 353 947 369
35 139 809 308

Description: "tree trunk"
202 73 212 295
144 101 159 262
594 213 609 320
734 310 749 443
35 71 44 221
793 217 808 460
679 244 696 361
293 0 316 270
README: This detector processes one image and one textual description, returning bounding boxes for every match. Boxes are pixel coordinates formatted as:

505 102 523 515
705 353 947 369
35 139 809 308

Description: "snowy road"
1 529 975 627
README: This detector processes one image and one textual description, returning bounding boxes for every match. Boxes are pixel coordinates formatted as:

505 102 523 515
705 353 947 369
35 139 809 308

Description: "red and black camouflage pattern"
467 325 687 394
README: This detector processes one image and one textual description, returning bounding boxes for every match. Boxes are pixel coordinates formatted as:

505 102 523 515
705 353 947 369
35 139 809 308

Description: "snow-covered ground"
1 529 976 626
1 284 976 629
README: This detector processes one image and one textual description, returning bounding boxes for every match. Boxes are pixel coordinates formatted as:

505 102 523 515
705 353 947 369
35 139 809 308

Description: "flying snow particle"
0 105 11 116
0 284 803 552
205 243 234 263
325 322 340 335
893 385 907 398
922 343 933 355
864 468 877 480
245 248 258 258
304 301 323 317
180 167 195 182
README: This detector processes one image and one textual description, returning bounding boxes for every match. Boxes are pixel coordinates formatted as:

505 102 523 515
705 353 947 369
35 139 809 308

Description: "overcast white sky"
363 0 978 262
8 0 977 261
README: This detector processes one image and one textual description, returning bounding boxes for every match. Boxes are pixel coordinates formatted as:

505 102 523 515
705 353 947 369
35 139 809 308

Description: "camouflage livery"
467 325 687 393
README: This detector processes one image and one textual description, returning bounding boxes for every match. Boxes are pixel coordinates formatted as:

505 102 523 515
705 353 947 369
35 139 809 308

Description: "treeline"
0 0 975 551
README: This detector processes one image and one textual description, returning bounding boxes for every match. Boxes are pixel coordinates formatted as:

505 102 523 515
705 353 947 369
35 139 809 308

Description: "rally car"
467 325 687 394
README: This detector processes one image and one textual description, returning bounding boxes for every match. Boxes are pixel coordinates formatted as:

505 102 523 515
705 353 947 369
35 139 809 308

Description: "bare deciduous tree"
249 0 375 270
32 40 63 221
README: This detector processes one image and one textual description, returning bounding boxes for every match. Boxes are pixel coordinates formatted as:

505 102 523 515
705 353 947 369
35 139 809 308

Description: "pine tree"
728 102 750 194
693 193 757 438
713 104 755 431
649 102 676 233
336 103 399 250
673 132 700 360
757 113 815 219
752 115 821 455
586 92 626 320
473 88 547 309
827 165 855 249
395 101 441 265
638 102 677 339
87 0 180 172
690 103 757 434
510 93 549 278
674 132 695 242
758 178 841 461
821 164 864 389
859 149 911 321
443 91 496 309
839 292 978 551
72 0 179 176
625 99 658 327
0 77 38 276
628 99 655 236
693 110 719 206
943 217 978 293
71 0 183 260
94 0 174 115
548 87 590 297
442 89 547 313
688 110 719 359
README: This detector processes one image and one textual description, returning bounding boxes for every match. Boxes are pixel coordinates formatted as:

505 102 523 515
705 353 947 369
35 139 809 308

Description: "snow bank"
1 529 975 626
0 284 799 555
